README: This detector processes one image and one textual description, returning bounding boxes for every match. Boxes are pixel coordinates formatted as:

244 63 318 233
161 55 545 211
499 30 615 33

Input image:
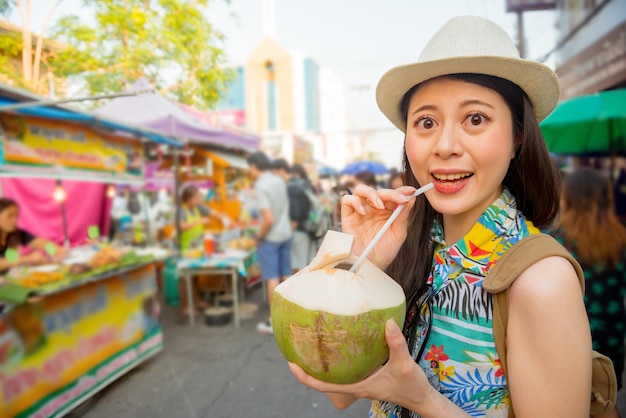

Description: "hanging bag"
483 233 617 417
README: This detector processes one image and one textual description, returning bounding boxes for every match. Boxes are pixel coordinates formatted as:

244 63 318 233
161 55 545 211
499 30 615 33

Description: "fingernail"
386 319 400 336
399 194 411 202
375 197 384 208
359 204 367 215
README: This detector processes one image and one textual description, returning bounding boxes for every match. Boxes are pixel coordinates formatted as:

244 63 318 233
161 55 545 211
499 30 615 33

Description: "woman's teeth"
433 173 472 181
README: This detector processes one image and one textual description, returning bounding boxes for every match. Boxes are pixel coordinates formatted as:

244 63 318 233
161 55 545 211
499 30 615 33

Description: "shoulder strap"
483 234 584 417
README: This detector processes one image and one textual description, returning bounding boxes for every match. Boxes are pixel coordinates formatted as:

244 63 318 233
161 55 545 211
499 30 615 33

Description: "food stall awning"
0 97 183 147
206 150 249 170
94 78 260 152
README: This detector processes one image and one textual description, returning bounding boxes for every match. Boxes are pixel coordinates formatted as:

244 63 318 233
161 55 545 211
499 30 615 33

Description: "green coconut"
271 231 406 384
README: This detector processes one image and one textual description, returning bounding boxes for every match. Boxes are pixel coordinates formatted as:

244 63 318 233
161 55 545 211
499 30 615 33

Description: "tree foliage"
0 0 13 16
0 0 64 95
50 0 232 109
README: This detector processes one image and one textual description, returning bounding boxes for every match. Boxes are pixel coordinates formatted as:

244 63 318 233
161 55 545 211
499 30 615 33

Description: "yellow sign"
0 264 162 417
0 114 143 177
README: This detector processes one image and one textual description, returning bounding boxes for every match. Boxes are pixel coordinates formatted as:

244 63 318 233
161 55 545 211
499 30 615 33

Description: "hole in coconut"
334 262 353 271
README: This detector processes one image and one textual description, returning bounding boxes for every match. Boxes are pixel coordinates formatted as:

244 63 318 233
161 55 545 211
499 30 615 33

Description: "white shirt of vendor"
254 171 292 242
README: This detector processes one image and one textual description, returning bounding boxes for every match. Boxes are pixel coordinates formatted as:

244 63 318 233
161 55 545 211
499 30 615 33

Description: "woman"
178 185 213 316
0 198 67 274
288 16 592 417
179 185 210 251
552 168 626 390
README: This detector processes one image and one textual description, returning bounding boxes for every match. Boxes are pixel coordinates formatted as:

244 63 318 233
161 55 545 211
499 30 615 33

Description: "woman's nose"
432 125 462 158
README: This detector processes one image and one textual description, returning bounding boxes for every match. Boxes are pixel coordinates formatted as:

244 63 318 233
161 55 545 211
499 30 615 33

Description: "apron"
180 206 203 250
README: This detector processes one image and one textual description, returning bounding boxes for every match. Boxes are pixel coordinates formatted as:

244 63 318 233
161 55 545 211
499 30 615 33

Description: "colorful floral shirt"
370 189 540 418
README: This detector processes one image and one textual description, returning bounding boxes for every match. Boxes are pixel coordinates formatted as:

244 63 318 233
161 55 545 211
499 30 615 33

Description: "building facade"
216 36 347 167
553 0 626 99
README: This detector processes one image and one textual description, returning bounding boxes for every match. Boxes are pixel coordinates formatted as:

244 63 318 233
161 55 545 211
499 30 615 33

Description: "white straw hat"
376 15 560 131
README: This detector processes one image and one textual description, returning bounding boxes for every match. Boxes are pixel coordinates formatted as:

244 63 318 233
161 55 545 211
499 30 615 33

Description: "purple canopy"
94 78 259 151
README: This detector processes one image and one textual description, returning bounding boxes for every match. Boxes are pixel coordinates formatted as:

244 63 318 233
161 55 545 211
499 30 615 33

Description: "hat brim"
376 56 560 132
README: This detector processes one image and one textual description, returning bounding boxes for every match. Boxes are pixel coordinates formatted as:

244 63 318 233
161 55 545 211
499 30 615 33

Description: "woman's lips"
431 173 473 194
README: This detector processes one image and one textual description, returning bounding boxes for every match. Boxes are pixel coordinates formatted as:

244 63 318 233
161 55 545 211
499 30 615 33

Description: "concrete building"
215 35 347 168
553 0 626 99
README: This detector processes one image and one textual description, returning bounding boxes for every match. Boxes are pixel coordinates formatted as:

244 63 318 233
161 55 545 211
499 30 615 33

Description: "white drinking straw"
349 183 434 273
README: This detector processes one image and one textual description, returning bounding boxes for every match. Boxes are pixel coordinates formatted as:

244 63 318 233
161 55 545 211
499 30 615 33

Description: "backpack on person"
301 187 331 240
483 233 617 417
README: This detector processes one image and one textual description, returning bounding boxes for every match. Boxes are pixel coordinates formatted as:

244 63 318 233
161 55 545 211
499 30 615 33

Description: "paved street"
81 285 371 418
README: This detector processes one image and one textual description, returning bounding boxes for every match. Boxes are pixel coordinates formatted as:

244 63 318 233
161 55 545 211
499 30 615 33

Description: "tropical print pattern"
370 189 540 418
551 228 626 389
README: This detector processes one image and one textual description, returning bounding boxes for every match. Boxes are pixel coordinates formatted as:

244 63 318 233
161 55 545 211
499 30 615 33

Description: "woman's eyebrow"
411 105 437 116
460 99 495 109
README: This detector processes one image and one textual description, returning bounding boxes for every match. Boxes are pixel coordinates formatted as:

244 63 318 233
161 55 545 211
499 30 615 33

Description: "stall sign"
0 264 163 418
145 161 174 191
0 114 144 182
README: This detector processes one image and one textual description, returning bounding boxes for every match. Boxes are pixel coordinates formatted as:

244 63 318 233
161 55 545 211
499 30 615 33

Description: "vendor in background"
178 185 215 317
0 198 67 274
179 184 212 250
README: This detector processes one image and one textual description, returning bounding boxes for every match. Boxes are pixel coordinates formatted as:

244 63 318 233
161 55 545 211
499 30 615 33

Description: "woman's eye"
416 117 435 129
467 112 488 126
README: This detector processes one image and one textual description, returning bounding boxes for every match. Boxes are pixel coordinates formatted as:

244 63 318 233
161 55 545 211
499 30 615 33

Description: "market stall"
93 77 262 324
0 87 182 417
156 145 261 316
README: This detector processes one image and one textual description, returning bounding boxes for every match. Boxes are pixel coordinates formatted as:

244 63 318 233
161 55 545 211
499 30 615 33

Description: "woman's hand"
341 185 417 270
50 245 68 262
20 251 48 266
288 319 435 412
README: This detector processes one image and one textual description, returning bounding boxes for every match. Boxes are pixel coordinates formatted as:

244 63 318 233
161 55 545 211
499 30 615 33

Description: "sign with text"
0 115 144 184
506 0 556 12
0 264 162 417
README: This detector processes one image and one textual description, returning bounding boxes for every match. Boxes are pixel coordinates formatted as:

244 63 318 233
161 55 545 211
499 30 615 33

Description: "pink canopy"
1 178 112 247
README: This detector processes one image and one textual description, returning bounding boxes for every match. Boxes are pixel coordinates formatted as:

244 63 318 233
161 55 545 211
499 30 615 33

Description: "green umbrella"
540 89 626 157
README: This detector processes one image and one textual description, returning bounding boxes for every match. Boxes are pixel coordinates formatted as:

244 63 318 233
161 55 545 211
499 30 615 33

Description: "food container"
204 307 232 326
216 293 234 307
203 234 215 257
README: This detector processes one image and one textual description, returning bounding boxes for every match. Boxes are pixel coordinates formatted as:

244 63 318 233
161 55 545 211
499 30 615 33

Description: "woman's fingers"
344 185 417 213
341 195 367 215
289 362 338 393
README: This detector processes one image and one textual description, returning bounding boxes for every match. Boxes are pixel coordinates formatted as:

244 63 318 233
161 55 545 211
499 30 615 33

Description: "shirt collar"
430 188 519 280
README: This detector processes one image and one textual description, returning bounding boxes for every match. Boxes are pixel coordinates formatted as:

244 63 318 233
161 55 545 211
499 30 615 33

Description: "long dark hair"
0 198 20 248
558 168 626 266
388 73 561 300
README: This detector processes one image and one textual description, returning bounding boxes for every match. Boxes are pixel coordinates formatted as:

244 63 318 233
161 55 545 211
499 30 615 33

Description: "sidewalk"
82 285 371 418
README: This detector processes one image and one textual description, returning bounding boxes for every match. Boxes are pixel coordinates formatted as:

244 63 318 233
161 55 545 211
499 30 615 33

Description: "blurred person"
551 168 626 392
291 163 314 192
178 184 214 318
388 172 404 189
272 158 314 273
0 198 67 274
288 16 593 417
248 151 292 334
354 170 377 188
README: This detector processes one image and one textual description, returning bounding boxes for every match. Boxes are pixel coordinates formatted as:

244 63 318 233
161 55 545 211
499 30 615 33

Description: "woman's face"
188 191 202 207
0 205 19 233
405 77 515 226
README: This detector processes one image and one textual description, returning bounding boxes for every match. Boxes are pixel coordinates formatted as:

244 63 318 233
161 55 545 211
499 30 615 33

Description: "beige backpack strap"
483 233 585 418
